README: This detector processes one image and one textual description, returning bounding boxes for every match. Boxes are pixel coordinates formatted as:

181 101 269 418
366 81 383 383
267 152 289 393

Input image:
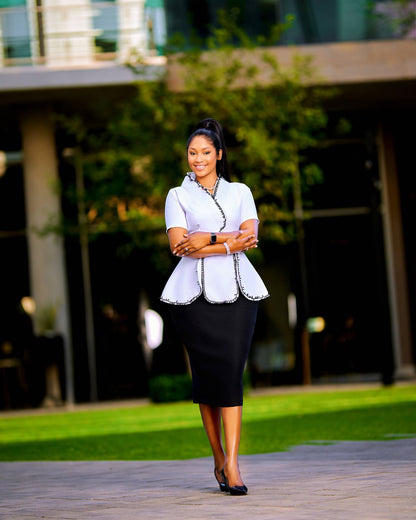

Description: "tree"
56 10 332 271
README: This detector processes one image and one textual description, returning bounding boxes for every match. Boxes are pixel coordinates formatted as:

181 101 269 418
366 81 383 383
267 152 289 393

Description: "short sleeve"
240 185 259 224
165 188 188 231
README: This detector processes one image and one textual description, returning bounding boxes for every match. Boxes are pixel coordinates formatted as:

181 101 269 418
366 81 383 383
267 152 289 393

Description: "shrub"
149 374 193 403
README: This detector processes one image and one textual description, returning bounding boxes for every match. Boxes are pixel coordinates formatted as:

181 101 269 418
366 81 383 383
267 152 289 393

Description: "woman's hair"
187 118 230 181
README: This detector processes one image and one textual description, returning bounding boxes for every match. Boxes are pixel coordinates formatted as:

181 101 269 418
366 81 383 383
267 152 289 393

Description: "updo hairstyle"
187 118 230 181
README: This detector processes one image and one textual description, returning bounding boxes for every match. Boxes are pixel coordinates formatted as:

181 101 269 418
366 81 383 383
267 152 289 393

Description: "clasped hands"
173 230 258 257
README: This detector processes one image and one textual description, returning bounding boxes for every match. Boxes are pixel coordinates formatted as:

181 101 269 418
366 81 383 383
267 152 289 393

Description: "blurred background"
0 0 415 410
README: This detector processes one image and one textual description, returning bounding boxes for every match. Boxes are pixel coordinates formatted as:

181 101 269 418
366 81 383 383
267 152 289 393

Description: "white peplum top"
160 172 269 305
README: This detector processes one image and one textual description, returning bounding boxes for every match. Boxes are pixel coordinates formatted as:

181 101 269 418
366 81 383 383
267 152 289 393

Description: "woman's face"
187 135 222 182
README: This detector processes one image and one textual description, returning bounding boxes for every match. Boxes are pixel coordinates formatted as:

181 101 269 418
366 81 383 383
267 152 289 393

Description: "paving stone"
1 438 415 520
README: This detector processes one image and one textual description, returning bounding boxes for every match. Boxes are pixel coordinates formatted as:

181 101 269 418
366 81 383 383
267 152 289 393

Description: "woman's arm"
239 218 258 239
172 229 238 255
168 219 258 258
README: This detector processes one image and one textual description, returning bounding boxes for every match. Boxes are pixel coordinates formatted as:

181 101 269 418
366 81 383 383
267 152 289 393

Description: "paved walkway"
1 438 415 520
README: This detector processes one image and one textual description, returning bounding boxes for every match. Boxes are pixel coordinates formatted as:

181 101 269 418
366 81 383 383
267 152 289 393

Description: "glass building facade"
164 0 412 46
2 0 414 67
0 0 167 67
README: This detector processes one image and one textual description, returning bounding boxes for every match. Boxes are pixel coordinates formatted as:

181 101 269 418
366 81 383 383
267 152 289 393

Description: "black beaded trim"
187 173 226 232
160 260 203 305
160 293 202 305
200 256 240 304
213 194 226 232
161 254 269 305
234 254 270 301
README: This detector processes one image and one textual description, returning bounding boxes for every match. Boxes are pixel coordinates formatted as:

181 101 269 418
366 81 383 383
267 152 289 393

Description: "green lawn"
0 384 415 461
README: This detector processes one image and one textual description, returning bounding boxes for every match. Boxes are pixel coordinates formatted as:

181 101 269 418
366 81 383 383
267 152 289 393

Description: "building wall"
0 0 414 407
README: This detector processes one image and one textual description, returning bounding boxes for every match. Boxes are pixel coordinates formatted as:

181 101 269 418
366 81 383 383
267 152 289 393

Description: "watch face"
211 233 217 244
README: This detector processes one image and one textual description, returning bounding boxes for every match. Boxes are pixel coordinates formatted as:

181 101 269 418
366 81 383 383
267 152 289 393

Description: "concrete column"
20 107 74 404
42 0 96 65
378 122 415 379
118 0 146 62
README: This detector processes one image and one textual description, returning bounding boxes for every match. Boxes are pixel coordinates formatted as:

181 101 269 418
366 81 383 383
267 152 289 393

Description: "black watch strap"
210 233 217 244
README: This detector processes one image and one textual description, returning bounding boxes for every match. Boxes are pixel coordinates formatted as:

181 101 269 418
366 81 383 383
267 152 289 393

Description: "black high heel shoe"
221 469 248 496
214 469 227 492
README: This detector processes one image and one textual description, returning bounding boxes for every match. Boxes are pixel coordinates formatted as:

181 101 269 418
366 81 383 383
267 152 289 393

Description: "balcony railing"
0 0 166 68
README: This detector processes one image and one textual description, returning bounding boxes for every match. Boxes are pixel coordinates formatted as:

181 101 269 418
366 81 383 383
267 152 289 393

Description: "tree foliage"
57 10 332 271
368 0 416 38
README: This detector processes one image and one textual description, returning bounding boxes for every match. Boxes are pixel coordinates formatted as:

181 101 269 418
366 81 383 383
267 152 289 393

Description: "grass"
0 384 415 461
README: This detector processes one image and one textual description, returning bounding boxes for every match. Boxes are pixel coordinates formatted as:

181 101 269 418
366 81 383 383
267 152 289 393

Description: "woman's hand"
173 231 210 256
226 230 258 254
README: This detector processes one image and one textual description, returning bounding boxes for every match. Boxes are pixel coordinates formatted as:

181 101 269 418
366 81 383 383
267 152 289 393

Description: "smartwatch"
210 233 217 244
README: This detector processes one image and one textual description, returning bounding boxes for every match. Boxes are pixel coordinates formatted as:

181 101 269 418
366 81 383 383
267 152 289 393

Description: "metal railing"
0 0 165 68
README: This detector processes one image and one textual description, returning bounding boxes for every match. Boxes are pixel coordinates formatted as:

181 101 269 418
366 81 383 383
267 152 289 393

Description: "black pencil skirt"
169 295 259 407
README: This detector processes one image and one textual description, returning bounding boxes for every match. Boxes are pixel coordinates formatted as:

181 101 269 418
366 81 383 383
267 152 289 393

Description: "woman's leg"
199 403 226 479
221 405 244 487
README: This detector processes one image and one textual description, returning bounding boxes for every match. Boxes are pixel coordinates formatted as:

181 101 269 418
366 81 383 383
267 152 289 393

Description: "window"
0 0 31 61
91 0 118 53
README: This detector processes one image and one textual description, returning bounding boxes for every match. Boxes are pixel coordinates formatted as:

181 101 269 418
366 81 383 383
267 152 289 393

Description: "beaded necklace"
196 176 219 193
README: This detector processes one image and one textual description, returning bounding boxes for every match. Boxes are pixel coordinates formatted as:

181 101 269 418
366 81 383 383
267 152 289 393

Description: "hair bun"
195 118 222 137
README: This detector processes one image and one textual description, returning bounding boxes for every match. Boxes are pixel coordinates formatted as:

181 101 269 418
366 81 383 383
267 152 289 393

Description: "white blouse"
160 172 269 305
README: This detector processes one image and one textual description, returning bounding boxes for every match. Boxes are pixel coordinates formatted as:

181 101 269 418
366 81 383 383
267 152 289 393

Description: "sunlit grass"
0 384 415 461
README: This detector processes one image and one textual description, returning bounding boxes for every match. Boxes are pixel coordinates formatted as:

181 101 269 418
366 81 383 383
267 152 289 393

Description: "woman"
161 118 269 495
